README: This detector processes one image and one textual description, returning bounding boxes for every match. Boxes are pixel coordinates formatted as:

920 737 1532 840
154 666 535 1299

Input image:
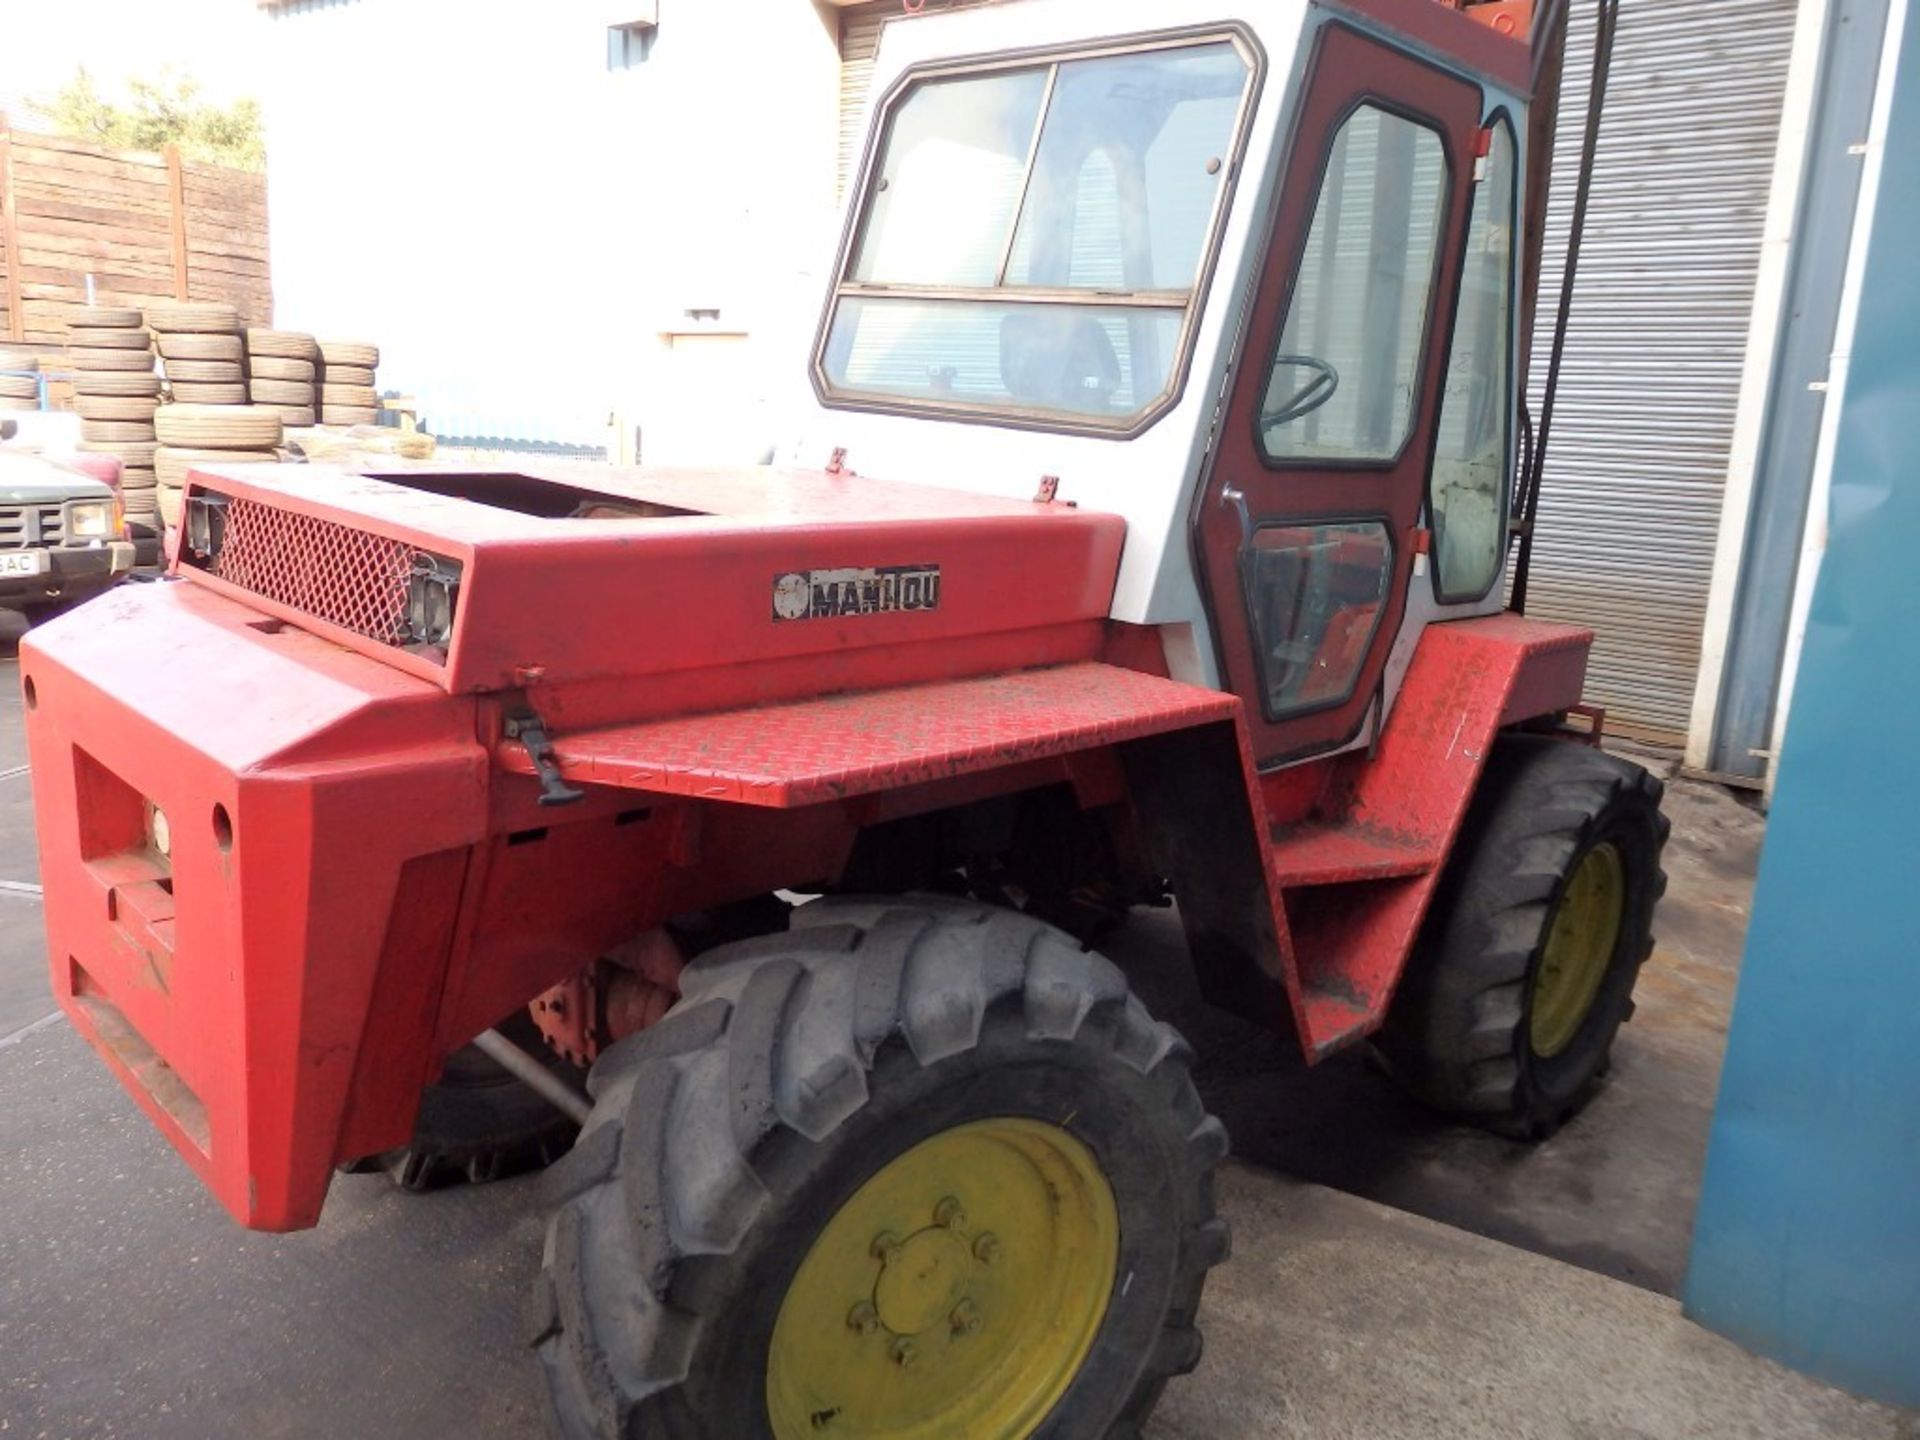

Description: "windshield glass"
819 37 1254 429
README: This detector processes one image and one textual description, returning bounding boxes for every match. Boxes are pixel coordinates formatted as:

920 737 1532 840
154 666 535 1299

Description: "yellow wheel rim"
1529 841 1627 1059
766 1117 1119 1440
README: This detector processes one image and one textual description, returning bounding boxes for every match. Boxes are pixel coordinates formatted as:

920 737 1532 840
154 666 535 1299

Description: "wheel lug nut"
846 1302 879 1336
890 1338 918 1368
870 1231 901 1263
933 1196 967 1232
972 1232 1001 1265
950 1299 981 1336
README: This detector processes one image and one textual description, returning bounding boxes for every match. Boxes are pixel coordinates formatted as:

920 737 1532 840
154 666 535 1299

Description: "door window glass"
1241 521 1392 717
1258 106 1447 464
1430 119 1516 600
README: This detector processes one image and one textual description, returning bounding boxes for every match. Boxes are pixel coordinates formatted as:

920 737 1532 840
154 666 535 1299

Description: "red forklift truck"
21 0 1664 1435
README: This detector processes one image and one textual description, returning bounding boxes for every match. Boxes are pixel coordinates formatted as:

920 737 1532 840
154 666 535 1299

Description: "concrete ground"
0 610 1909 1439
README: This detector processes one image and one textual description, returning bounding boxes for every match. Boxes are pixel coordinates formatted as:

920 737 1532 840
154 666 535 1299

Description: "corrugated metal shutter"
839 6 890 196
1524 0 1798 741
838 0 1003 196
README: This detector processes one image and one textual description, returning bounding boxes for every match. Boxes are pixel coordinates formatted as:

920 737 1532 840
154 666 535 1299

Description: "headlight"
405 555 461 648
147 803 172 859
68 499 117 539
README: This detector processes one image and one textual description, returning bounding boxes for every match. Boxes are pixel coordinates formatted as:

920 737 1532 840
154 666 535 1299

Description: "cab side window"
1429 118 1517 601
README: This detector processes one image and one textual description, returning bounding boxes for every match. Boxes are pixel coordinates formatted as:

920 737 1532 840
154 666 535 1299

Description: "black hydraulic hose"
1518 402 1536 508
1531 0 1573 92
1511 0 1618 615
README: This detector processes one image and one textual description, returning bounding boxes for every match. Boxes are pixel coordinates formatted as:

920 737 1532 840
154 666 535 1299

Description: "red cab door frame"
1193 21 1487 768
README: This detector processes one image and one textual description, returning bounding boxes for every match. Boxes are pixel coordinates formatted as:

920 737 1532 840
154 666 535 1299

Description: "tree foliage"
32 68 265 171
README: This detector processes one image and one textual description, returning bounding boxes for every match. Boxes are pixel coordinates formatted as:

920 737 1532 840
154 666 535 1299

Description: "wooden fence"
0 116 270 359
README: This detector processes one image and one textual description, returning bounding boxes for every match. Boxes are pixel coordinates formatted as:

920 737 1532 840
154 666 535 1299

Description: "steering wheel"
1259 354 1340 429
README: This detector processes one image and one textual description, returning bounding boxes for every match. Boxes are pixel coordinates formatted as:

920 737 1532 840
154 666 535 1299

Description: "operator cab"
781 0 1532 768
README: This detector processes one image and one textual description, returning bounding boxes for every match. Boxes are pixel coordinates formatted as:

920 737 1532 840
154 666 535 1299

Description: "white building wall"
260 0 843 460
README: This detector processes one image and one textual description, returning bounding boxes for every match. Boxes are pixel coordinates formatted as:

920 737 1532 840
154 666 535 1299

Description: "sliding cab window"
1258 104 1448 464
819 36 1256 429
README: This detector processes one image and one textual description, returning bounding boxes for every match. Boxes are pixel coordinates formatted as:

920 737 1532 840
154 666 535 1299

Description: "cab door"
1194 23 1486 767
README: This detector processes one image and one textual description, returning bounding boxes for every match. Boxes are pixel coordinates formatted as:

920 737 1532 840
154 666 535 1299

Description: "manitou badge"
772 565 942 621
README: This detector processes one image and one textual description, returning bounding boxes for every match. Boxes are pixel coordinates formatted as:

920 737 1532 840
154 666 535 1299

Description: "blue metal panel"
1684 8 1920 1407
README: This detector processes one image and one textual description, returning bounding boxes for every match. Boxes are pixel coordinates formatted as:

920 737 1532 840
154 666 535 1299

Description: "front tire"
344 1012 585 1190
1374 735 1670 1139
531 898 1229 1440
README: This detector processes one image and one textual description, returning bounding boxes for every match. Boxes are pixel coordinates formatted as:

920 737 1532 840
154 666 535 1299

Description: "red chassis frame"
20 458 1588 1232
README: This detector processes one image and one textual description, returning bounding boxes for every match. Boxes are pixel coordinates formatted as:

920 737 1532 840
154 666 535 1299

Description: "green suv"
0 420 136 623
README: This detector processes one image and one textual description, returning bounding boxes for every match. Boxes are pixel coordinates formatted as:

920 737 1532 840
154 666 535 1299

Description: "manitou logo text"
771 565 942 621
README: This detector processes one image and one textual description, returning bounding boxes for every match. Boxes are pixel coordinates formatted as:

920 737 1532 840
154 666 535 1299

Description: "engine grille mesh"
204 494 424 647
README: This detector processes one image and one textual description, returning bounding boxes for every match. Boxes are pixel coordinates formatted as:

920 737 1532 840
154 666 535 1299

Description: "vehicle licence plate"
0 551 49 578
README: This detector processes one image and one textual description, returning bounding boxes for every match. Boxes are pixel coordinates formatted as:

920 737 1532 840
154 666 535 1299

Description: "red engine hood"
169 460 1127 698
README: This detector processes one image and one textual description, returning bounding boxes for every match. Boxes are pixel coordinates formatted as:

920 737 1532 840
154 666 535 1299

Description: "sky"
0 0 266 121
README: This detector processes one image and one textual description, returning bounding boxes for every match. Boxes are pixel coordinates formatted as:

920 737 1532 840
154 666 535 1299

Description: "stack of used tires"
0 343 39 412
147 302 247 405
245 329 320 427
153 403 284 531
66 309 162 535
318 340 380 425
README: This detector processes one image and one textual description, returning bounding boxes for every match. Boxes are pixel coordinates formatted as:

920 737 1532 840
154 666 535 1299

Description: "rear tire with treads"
158 358 243 383
145 301 239 333
249 377 315 405
531 898 1229 1440
1373 735 1670 1139
69 347 157 373
166 381 250 406
66 326 152 350
319 339 379 368
246 328 319 360
70 306 144 329
249 355 316 381
68 370 161 398
156 332 244 363
154 403 283 449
